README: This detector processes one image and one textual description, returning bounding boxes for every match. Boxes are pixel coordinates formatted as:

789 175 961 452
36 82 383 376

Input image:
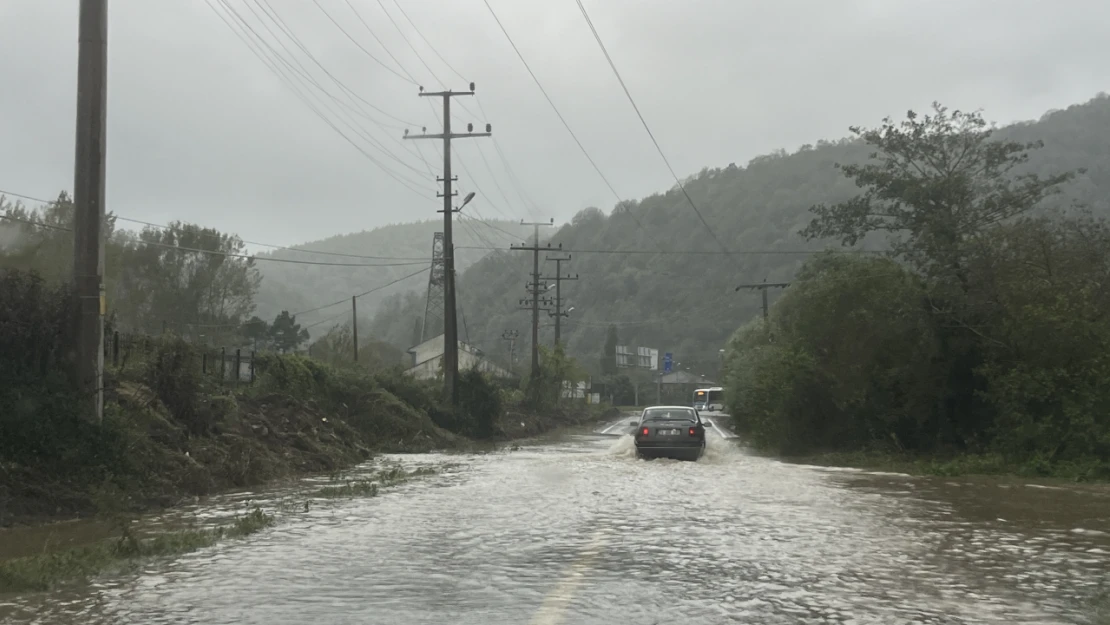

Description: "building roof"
406 333 482 357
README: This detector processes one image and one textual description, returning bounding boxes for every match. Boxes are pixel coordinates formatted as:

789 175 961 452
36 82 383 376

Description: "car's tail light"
640 427 650 437
688 427 697 436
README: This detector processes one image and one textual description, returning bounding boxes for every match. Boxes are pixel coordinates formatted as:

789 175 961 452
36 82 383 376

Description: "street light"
459 191 476 209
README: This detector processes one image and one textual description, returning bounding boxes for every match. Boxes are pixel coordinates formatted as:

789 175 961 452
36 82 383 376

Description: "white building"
405 333 514 380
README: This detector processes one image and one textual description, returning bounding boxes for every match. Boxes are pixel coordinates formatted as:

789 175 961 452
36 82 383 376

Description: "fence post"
220 347 226 383
250 351 256 383
234 349 241 382
112 331 119 367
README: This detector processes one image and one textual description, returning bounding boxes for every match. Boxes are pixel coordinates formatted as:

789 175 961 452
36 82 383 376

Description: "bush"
0 269 73 385
145 338 211 435
457 368 502 439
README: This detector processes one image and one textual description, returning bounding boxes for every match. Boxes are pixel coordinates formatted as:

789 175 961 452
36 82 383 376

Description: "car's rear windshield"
643 409 696 422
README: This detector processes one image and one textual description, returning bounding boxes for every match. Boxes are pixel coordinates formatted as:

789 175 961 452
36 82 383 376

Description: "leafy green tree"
269 310 309 353
113 222 260 339
240 316 270 350
801 103 1078 287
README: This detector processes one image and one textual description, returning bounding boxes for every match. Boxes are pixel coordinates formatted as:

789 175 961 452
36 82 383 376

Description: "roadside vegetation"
723 103 1110 481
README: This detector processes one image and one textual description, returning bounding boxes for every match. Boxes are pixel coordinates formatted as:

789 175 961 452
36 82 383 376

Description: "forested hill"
365 94 1110 369
253 218 532 328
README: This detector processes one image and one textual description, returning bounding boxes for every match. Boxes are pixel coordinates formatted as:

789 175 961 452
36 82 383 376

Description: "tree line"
722 103 1110 479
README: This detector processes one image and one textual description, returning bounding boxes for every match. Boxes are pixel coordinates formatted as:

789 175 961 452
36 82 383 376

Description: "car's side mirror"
628 420 638 427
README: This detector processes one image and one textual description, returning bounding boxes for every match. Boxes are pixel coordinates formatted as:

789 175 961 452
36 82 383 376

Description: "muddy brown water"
1 417 1108 624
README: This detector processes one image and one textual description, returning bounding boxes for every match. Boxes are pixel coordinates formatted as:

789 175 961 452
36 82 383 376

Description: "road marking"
599 418 630 434
528 529 606 625
706 418 731 439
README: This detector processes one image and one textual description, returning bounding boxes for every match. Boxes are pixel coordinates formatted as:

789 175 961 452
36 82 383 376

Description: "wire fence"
103 330 257 385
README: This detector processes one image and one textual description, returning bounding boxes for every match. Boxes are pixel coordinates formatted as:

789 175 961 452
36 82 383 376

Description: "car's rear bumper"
635 441 704 460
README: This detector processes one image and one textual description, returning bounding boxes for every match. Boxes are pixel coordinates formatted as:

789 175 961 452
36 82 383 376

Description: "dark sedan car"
630 406 706 461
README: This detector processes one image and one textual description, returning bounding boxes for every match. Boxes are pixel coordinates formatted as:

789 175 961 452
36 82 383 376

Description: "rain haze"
1 0 1108 246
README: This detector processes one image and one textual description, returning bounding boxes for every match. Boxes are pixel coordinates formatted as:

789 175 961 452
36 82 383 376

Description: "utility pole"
501 329 519 374
510 219 555 378
73 0 108 423
351 295 358 363
542 254 577 347
404 84 490 406
735 278 791 320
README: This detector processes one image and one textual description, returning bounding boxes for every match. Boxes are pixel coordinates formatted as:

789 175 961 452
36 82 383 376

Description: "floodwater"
2 417 1109 624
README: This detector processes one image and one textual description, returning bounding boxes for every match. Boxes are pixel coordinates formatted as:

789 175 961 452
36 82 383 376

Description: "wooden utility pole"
73 0 108 423
510 219 555 378
735 278 790 320
351 295 358 363
404 84 490 406
500 329 518 374
542 254 577 347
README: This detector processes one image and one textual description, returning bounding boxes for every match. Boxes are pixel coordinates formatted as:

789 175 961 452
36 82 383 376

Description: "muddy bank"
1 380 615 528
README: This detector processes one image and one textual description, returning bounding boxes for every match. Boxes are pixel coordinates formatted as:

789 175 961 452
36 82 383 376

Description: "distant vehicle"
629 406 706 461
693 387 725 412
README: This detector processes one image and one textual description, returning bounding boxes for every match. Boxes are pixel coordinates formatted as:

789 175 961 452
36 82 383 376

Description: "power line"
0 213 432 268
480 0 664 250
572 0 730 256
253 0 417 128
309 0 417 84
235 0 431 180
372 0 446 88
341 0 421 84
205 0 435 197
0 188 430 261
457 244 882 256
293 265 430 316
390 0 469 84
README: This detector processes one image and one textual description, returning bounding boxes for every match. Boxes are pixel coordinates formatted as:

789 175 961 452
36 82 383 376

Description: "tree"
240 316 270 350
113 222 260 338
269 310 309 353
600 324 619 375
801 103 1079 287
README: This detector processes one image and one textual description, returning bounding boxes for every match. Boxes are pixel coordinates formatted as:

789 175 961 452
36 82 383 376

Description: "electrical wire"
309 0 418 84
0 188 432 261
293 265 430 316
572 0 731 256
206 0 434 197
479 0 666 250
0 213 432 267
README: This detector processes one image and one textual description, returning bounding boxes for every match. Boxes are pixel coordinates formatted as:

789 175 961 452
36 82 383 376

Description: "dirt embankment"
0 381 463 528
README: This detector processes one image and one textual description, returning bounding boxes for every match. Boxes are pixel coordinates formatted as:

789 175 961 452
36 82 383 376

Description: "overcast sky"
1 0 1108 247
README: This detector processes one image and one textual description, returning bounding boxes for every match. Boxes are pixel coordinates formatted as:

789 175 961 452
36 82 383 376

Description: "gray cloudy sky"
1 0 1108 248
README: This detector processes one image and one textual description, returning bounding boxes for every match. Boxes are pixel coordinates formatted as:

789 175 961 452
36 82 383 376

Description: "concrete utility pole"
351 295 358 363
404 84 490 406
500 329 518 374
542 254 577 347
735 278 791 320
73 0 109 423
510 219 555 378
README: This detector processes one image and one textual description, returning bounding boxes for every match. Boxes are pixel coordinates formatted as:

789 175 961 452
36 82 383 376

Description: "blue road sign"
663 352 673 373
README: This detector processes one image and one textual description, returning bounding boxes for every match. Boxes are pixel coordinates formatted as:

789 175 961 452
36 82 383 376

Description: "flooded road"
3 417 1110 624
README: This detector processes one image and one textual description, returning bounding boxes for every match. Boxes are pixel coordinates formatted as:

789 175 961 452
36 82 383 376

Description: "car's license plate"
658 428 680 436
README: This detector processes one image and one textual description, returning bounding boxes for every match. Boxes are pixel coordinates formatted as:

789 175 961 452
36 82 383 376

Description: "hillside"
367 94 1110 369
252 217 533 331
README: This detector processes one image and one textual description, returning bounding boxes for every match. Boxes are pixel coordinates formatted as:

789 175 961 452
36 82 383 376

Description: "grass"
311 466 437 499
0 507 274 593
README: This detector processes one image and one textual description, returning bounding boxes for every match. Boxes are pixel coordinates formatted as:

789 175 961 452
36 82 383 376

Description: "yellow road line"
528 529 607 625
